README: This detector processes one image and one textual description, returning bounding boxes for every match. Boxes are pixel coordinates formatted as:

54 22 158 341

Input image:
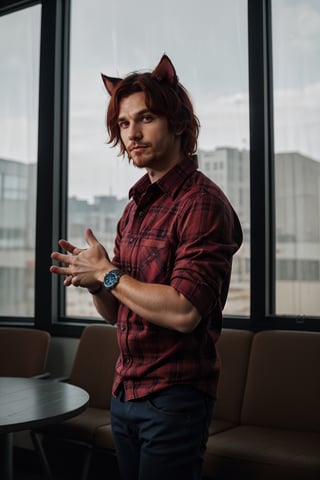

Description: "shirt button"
129 237 134 243
139 211 144 217
124 357 131 365
127 267 132 272
121 325 126 332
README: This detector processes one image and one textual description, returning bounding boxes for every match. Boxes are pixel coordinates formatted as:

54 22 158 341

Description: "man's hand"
50 228 113 290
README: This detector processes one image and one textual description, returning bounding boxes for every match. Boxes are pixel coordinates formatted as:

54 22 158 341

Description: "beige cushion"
69 324 119 410
209 418 236 435
42 407 111 443
212 329 253 430
241 330 320 430
94 423 115 450
203 425 320 480
0 327 50 377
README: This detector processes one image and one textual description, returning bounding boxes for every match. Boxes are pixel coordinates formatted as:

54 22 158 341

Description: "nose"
128 122 142 141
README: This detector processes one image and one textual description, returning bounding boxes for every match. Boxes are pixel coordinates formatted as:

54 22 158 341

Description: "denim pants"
111 384 214 480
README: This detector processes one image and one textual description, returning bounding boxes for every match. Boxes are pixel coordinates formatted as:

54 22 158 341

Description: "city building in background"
0 158 36 316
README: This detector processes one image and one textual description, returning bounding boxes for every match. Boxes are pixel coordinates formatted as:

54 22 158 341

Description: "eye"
118 120 129 129
141 114 153 123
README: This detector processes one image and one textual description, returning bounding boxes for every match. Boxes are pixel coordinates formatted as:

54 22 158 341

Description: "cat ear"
151 54 178 85
101 73 122 95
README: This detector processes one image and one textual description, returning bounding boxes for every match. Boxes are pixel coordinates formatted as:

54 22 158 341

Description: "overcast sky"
0 0 320 201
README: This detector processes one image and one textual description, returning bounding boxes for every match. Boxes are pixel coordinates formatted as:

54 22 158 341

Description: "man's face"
117 91 181 179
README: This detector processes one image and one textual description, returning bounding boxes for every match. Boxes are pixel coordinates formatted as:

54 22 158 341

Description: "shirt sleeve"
170 191 242 318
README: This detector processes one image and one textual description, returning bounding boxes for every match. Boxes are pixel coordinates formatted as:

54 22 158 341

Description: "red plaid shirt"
112 156 242 400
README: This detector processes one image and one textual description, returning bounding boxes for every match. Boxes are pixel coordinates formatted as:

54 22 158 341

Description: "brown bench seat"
203 330 320 479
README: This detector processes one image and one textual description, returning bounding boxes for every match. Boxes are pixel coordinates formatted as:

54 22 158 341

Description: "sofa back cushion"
241 330 320 431
69 324 119 409
214 329 253 425
0 327 50 377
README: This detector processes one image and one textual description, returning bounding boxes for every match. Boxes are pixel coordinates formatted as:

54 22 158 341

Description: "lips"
129 144 148 152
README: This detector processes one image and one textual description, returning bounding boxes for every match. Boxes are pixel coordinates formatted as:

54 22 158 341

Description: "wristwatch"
103 269 124 292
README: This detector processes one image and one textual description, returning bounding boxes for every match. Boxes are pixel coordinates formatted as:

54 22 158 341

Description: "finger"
50 265 71 276
59 239 85 256
59 239 77 254
51 251 73 264
64 275 73 286
85 228 100 247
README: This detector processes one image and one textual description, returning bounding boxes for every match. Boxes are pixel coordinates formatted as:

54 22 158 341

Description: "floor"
15 469 43 480
14 447 213 480
14 444 120 480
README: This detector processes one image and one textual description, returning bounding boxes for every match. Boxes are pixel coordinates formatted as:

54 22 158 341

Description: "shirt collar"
129 155 198 203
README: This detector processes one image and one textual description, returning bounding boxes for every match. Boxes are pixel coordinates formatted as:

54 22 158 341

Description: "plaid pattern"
112 156 242 400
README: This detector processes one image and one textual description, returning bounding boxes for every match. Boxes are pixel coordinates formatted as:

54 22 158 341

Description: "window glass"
272 0 320 315
67 0 249 317
0 6 41 317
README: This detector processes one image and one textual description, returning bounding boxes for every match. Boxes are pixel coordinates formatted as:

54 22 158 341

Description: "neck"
147 154 183 183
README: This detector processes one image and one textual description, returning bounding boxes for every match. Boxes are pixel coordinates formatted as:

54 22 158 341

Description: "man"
50 54 242 480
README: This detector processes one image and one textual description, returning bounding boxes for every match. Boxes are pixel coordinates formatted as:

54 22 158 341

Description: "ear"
101 73 122 95
151 54 178 85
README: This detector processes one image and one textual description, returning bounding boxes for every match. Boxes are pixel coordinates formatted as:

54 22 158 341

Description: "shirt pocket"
135 238 175 284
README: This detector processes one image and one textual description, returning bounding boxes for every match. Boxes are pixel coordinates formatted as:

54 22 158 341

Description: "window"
66 0 250 318
272 0 320 316
0 5 41 317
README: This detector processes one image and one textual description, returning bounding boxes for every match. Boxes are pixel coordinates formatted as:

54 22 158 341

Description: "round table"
0 377 89 480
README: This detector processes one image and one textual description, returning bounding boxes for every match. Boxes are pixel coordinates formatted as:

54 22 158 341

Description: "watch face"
104 270 121 290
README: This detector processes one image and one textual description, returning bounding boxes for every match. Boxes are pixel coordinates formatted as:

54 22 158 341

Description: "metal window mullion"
35 0 67 330
248 0 275 325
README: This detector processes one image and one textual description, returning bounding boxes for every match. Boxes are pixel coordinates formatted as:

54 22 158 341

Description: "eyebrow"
117 108 152 123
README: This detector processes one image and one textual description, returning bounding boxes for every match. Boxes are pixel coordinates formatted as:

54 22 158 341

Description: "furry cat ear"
101 73 122 95
151 54 178 85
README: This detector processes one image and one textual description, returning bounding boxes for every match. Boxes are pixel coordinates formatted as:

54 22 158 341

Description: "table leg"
0 432 13 480
30 431 54 480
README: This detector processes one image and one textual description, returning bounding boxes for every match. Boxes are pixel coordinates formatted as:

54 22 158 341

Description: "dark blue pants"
111 385 214 480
